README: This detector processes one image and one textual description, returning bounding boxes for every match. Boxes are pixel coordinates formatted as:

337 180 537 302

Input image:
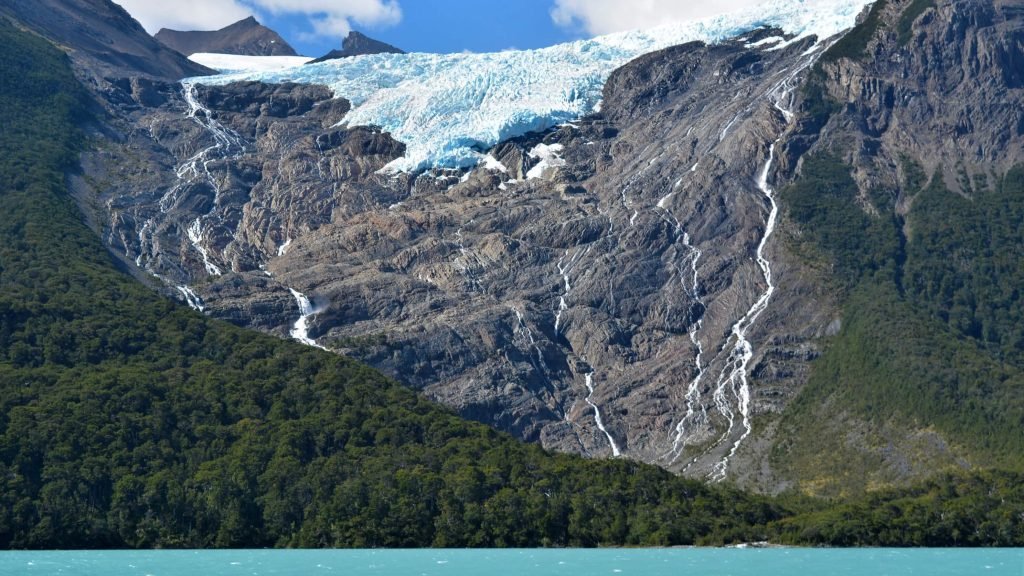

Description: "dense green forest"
0 15 1021 550
773 148 1024 492
772 470 1024 546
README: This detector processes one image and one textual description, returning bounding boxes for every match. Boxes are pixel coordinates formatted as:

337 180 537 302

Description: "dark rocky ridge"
797 0 1024 191
0 0 211 81
309 31 404 63
156 16 299 57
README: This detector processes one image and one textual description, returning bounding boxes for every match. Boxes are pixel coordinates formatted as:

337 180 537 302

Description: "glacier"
187 0 873 173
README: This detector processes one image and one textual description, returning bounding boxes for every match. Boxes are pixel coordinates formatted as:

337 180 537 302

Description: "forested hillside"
770 0 1024 493
1 11 1021 550
0 19 788 549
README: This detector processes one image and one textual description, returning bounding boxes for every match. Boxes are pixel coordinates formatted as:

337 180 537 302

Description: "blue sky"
283 0 579 56
117 0 762 57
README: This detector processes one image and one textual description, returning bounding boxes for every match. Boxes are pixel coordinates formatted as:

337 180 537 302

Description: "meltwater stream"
288 289 327 351
661 43 832 480
584 372 621 457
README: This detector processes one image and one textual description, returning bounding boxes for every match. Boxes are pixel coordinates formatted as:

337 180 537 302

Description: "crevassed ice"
187 0 873 173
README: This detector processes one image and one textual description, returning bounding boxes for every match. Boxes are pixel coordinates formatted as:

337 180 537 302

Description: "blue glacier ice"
188 0 873 173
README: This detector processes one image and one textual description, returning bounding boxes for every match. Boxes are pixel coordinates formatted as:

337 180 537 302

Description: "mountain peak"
156 16 298 57
342 30 404 55
308 30 404 64
344 31 373 41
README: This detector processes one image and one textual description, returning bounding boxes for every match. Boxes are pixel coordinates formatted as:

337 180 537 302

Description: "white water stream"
704 58 813 481
661 47 825 480
585 372 621 457
148 82 247 284
176 285 205 312
553 246 590 335
512 307 547 370
666 232 708 464
288 289 328 350
706 137 780 482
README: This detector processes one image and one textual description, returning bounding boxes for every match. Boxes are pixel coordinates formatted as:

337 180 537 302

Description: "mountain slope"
768 0 1024 495
2 0 1024 549
0 0 210 80
0 17 793 549
156 17 299 57
54 0 1024 496
95 3 871 488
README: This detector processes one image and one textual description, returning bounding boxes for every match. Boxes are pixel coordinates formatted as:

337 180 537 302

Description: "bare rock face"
88 25 837 489
794 0 1024 198
156 17 299 57
82 0 1022 491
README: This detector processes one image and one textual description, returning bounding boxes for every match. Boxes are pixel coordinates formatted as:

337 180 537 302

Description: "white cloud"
115 0 401 38
115 0 253 33
256 0 401 37
550 0 764 35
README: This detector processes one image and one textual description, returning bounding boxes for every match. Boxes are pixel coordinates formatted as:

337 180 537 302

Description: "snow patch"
745 36 785 48
189 53 313 73
481 154 508 173
526 143 566 180
802 42 825 56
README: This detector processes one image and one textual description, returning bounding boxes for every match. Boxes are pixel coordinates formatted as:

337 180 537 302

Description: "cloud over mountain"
116 0 401 38
550 0 767 35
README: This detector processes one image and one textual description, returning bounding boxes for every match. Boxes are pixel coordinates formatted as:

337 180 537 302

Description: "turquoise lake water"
1 548 1021 576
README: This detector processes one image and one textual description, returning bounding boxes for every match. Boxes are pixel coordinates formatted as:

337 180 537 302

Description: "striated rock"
786 0 1024 198
90 29 838 488
79 0 1024 493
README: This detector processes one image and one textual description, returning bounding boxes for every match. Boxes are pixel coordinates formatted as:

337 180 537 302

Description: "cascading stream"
289 288 328 350
143 81 247 282
663 47 823 481
585 372 621 457
665 232 708 464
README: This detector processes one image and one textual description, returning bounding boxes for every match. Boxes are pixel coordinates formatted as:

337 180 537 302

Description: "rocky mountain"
765 0 1024 493
7 4 1024 549
309 31 405 63
0 0 210 81
63 0 1024 495
156 16 299 57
